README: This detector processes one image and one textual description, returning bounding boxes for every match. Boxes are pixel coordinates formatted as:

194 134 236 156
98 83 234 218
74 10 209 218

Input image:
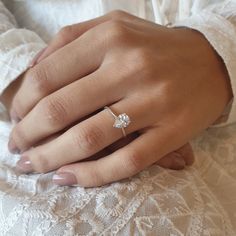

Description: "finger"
108 134 189 171
52 127 182 187
29 47 48 68
15 99 147 174
175 142 194 166
34 10 138 64
9 66 125 152
12 21 108 119
83 133 138 162
156 152 186 170
107 133 185 171
34 16 111 65
12 10 138 119
106 133 138 152
156 142 194 170
107 135 192 171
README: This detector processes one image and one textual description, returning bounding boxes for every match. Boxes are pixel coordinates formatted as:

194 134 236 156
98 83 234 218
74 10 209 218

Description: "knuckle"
32 154 50 173
125 150 143 175
157 82 175 106
72 125 104 154
131 49 152 72
58 25 77 43
108 10 129 19
38 96 68 127
122 49 153 80
105 20 128 45
27 66 51 96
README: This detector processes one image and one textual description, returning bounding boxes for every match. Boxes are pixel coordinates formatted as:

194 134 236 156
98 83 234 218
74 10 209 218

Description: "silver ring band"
104 106 131 137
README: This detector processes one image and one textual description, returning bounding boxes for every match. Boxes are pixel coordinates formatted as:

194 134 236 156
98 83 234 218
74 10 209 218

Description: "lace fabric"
0 0 236 235
0 119 236 235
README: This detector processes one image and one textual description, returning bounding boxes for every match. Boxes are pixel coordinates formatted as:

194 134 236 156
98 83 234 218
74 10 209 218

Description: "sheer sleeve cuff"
0 28 46 95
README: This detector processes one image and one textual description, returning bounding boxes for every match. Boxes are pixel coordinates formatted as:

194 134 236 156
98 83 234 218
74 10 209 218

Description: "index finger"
34 10 136 64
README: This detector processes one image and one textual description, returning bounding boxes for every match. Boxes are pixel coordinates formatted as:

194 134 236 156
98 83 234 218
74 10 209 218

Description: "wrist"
175 26 233 103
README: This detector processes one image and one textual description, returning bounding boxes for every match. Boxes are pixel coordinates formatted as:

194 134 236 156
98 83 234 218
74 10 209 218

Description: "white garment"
0 1 236 235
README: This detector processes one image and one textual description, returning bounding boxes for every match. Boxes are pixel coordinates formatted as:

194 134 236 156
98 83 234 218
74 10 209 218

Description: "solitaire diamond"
113 113 131 129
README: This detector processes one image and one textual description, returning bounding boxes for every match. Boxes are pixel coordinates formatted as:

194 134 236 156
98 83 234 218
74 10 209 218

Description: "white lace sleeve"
172 1 236 126
0 1 46 95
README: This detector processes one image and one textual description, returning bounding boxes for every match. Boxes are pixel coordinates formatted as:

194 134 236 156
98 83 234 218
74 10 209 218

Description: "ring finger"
16 98 149 174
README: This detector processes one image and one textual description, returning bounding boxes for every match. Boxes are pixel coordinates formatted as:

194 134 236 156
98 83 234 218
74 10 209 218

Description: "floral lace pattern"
0 0 236 235
0 116 236 235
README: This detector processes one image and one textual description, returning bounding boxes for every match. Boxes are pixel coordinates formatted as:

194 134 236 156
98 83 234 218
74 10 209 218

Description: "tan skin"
2 77 193 171
1 11 232 187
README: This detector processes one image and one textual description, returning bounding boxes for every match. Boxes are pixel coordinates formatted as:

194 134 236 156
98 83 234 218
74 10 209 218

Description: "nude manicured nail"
53 172 77 186
28 47 47 68
8 138 20 154
16 155 33 173
172 155 186 170
10 110 20 124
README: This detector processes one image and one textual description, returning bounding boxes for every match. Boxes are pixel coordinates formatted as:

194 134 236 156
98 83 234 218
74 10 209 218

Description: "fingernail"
172 155 186 170
28 47 47 68
10 110 20 124
53 172 77 186
16 155 33 173
8 138 20 154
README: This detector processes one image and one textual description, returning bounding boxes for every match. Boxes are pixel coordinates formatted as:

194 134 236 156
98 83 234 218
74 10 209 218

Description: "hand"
8 11 231 187
1 71 194 171
0 54 194 172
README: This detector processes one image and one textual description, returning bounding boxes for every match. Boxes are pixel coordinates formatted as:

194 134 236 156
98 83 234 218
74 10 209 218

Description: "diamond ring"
104 106 131 137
